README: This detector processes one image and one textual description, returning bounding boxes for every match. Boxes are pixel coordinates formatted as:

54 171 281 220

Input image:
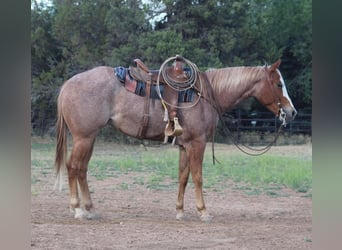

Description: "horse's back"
58 66 118 136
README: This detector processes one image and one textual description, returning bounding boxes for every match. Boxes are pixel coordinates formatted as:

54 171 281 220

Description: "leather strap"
137 73 152 138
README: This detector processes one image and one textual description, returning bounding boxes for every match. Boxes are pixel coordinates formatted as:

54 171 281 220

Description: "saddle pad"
125 73 137 93
115 66 143 94
178 88 195 103
114 67 193 102
114 67 163 99
114 66 126 83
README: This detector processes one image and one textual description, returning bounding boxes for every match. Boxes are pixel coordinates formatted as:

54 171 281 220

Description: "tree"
260 0 312 109
31 2 63 134
31 0 312 135
102 0 151 66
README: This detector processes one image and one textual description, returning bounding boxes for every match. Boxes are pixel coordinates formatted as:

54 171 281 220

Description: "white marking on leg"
74 208 85 219
176 211 184 220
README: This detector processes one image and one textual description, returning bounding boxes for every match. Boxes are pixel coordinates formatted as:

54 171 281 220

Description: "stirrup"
164 117 183 137
173 117 183 136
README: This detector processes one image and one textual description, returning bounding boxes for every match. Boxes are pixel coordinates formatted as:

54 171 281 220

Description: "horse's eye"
277 83 283 88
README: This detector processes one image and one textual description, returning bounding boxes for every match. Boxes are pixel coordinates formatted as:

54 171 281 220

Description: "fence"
224 109 311 135
223 108 311 135
217 107 311 145
32 106 312 143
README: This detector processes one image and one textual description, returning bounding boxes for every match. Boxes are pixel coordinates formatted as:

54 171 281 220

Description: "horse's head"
256 60 297 125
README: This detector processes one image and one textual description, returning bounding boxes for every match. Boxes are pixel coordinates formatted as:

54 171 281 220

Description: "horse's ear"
269 59 281 71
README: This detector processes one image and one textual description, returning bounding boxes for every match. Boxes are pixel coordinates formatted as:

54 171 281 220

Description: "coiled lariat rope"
156 55 203 121
160 56 197 91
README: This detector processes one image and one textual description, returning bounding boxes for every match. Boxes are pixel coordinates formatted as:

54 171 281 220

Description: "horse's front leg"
176 145 190 220
188 141 212 222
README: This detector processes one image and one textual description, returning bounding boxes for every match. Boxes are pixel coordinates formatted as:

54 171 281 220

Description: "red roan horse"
55 58 296 222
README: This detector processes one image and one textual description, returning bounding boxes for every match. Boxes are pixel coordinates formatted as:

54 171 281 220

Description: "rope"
200 71 284 157
213 94 284 156
156 55 203 111
161 56 197 91
226 123 284 156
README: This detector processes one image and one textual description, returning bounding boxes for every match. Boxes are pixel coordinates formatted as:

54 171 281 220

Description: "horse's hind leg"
67 135 96 219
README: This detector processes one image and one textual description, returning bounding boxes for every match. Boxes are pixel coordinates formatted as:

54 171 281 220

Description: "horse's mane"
205 66 266 94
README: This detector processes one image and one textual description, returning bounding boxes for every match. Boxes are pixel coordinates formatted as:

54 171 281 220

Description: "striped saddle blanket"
114 67 195 103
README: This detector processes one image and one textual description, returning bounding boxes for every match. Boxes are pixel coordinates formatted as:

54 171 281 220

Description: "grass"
31 137 312 197
202 151 311 196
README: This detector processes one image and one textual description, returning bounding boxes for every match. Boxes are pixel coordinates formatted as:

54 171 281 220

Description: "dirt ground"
31 144 312 250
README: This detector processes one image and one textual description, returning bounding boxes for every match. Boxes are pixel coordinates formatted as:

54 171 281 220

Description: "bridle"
278 104 287 126
264 65 287 127
212 66 287 157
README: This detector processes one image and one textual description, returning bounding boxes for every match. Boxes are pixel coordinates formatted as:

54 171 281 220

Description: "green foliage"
260 0 312 108
31 0 312 135
139 30 186 67
201 149 312 194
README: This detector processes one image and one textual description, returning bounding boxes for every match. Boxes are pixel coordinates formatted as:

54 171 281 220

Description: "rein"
218 110 284 156
205 67 286 157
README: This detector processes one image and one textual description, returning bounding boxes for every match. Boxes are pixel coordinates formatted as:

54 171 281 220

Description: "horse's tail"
54 94 68 191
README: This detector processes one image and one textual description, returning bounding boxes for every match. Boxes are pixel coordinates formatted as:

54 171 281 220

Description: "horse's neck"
207 67 262 112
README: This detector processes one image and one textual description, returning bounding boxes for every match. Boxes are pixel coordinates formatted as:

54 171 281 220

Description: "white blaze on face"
276 69 296 110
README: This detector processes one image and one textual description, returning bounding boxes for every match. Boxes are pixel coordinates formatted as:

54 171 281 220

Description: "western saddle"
129 58 190 141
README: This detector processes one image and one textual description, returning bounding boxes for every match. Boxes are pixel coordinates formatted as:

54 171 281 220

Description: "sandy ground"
31 143 312 250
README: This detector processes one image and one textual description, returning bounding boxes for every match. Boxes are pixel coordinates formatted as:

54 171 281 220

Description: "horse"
55 58 297 222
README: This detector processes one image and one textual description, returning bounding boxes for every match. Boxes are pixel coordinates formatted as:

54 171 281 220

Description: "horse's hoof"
176 212 184 220
74 208 100 220
85 211 100 220
200 214 213 223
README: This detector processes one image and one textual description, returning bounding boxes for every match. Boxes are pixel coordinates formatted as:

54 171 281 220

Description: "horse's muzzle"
279 106 297 125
